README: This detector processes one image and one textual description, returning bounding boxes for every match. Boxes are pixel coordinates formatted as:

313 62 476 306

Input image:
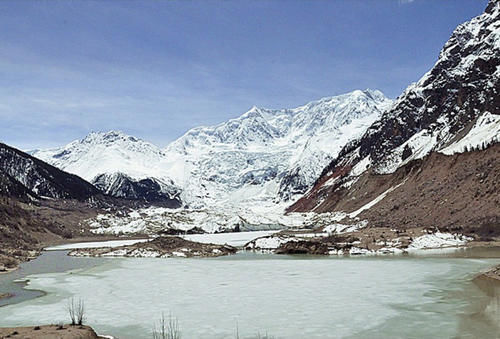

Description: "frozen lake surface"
44 231 279 251
0 249 499 338
44 238 151 251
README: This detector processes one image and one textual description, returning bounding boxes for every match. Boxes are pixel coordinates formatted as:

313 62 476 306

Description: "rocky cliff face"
0 169 35 201
327 0 499 177
93 172 181 206
289 0 500 231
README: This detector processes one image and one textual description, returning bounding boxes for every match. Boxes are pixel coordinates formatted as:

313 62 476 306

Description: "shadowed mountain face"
93 172 182 207
0 143 101 267
289 0 500 232
30 131 184 205
0 169 34 201
0 143 100 201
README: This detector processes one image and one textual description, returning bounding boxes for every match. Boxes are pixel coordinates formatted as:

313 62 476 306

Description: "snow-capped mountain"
327 0 500 178
32 131 172 181
32 89 392 215
168 90 390 152
32 131 182 206
165 89 392 207
289 0 500 233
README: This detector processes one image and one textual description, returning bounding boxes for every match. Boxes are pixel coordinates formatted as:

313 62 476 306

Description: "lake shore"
2 228 500 274
0 234 151 275
68 236 237 258
479 264 500 281
0 324 111 339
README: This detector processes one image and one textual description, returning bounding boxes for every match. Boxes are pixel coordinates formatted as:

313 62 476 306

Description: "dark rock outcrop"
93 172 182 207
0 143 100 201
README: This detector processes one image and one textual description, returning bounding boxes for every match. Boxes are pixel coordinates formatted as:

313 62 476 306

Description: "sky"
0 0 489 150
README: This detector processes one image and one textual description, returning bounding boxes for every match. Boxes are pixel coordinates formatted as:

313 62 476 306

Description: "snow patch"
348 181 406 218
440 112 500 155
323 220 368 234
45 239 150 251
408 232 472 250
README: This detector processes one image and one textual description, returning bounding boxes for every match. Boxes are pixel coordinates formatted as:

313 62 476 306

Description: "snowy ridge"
32 89 392 213
440 112 500 155
317 0 500 183
163 89 392 207
374 1 500 173
167 89 391 153
0 142 100 200
32 131 183 203
33 131 174 182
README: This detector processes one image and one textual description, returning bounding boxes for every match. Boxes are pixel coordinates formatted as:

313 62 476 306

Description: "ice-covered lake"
0 249 499 338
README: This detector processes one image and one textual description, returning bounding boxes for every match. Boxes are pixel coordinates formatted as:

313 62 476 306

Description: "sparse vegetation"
152 313 181 339
151 314 276 339
67 297 85 326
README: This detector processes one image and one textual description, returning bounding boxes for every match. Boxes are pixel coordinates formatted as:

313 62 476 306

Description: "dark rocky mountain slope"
0 142 164 269
0 143 100 201
93 172 182 206
289 0 500 233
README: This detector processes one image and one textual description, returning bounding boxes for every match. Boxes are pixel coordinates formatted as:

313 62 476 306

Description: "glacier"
32 89 392 233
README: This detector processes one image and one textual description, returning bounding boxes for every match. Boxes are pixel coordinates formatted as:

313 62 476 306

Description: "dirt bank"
480 264 500 282
0 196 152 272
0 324 109 339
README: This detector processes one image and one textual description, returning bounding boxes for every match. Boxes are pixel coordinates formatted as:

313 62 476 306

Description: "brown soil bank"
289 144 500 236
0 197 114 270
0 324 107 339
480 264 500 282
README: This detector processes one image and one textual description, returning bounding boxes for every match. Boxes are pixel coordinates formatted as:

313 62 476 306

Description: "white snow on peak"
31 130 185 195
161 89 392 208
32 90 392 231
166 89 392 154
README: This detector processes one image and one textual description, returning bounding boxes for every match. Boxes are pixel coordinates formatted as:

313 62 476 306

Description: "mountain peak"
81 130 140 145
292 0 500 214
31 129 171 184
247 105 261 113
360 89 386 100
167 90 392 152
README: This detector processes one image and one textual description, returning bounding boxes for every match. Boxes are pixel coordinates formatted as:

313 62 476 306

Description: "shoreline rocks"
480 264 500 282
245 227 484 256
69 236 237 258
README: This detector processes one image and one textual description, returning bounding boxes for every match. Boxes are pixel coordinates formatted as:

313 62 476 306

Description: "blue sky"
0 0 489 150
